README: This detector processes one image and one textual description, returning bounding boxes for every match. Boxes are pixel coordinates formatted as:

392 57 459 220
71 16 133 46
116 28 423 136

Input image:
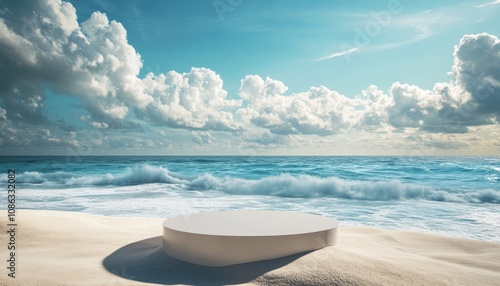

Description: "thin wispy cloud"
318 5 476 62
317 47 360 61
476 0 500 8
318 18 435 61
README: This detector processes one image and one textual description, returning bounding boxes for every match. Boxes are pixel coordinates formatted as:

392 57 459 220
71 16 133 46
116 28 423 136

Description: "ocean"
2 156 499 242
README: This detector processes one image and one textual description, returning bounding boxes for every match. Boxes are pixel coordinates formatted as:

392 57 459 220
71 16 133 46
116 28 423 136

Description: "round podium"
162 210 339 267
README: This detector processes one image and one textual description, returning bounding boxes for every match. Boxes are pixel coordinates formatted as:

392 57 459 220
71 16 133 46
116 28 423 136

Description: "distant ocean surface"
2 156 499 242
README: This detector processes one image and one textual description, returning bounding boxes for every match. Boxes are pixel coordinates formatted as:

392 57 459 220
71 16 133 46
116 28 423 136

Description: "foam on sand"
1 210 499 285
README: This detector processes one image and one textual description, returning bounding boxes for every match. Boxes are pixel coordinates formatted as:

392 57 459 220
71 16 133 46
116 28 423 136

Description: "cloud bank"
237 33 500 137
0 0 499 152
0 0 240 134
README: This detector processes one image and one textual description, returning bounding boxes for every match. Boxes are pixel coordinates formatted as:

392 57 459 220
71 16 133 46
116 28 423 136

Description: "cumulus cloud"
387 33 500 133
237 33 500 139
452 33 500 116
142 68 242 131
237 75 359 136
192 131 212 144
0 0 240 134
355 85 391 129
382 81 473 133
0 0 150 128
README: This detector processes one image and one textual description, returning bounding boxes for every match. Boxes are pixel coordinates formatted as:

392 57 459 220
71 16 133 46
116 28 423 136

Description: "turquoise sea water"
2 156 499 242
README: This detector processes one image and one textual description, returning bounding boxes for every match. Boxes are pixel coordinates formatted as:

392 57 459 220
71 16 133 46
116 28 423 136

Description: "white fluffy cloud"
383 81 471 133
452 33 500 116
238 75 359 136
0 0 239 132
142 68 242 131
0 0 149 127
236 33 500 138
381 33 500 133
192 131 212 144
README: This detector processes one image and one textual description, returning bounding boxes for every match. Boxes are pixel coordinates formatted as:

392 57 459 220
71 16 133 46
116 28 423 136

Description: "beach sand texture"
1 210 499 286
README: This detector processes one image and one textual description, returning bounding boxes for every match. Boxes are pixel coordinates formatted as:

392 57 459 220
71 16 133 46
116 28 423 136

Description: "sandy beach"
1 210 499 286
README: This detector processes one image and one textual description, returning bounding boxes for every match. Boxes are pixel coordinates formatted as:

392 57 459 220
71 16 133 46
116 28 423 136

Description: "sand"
1 210 499 286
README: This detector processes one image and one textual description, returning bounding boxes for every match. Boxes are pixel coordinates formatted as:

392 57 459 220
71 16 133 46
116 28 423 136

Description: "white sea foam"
19 164 500 204
21 165 186 186
11 156 500 242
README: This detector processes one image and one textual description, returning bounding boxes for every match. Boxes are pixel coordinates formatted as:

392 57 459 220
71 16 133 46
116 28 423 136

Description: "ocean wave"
190 173 499 204
19 164 499 204
20 165 186 186
190 173 463 202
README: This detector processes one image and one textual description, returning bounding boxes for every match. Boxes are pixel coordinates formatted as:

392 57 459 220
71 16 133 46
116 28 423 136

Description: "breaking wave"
19 164 499 204
20 164 186 186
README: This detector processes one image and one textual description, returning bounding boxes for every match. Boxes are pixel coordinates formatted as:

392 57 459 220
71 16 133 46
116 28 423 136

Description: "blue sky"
68 0 500 96
1 0 500 155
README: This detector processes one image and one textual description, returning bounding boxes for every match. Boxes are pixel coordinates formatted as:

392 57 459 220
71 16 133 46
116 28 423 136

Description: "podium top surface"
163 210 339 236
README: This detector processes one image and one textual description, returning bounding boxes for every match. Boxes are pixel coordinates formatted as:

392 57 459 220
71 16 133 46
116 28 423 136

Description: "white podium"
162 210 339 267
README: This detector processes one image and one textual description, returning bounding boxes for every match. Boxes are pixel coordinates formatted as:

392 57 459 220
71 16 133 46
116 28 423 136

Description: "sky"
0 0 500 156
